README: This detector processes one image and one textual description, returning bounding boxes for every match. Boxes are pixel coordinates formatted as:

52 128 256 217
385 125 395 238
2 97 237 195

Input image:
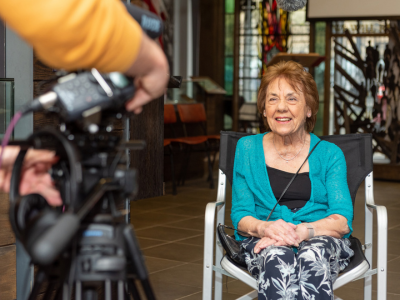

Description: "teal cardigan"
231 132 353 241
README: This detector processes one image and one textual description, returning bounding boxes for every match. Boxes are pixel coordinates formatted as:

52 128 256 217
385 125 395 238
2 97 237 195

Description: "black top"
267 166 311 210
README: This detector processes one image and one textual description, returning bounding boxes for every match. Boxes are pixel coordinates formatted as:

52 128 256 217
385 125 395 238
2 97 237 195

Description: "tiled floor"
130 177 400 300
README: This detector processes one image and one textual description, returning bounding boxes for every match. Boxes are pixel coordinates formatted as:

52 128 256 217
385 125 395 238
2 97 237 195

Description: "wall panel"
0 245 16 300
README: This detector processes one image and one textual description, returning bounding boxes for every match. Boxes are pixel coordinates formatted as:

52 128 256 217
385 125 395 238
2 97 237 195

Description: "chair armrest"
366 203 387 300
203 201 225 300
366 203 388 250
203 170 228 300
366 203 387 219
204 201 225 263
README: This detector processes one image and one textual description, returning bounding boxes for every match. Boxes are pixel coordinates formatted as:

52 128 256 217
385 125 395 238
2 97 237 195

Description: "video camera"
5 4 181 300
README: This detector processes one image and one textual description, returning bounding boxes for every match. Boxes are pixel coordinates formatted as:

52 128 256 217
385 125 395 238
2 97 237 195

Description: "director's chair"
203 131 387 300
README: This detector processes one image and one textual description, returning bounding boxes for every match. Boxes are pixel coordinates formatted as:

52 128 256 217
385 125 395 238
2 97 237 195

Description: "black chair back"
219 131 373 206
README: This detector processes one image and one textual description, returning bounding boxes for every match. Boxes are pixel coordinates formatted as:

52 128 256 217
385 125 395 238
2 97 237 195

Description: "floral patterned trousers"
241 236 354 300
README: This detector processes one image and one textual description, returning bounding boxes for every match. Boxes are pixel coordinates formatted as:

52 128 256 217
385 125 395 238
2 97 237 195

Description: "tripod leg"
123 225 156 300
62 282 70 300
127 279 142 300
105 279 112 300
53 285 62 300
82 288 98 300
75 281 82 300
118 280 125 300
28 268 46 300
42 280 58 300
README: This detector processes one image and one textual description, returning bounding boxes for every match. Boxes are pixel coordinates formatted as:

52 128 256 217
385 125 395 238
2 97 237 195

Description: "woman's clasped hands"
254 219 308 253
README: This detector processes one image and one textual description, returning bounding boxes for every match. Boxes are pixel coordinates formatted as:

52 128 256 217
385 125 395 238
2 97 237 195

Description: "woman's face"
264 77 311 137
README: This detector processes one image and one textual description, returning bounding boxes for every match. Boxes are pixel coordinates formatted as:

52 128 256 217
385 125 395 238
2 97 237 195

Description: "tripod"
8 127 157 300
27 196 156 300
6 69 182 300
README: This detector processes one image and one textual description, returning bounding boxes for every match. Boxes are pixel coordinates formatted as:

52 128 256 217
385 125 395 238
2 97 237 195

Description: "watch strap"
303 223 315 240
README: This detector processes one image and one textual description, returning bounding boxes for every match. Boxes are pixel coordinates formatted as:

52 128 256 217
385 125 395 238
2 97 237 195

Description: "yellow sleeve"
0 0 143 72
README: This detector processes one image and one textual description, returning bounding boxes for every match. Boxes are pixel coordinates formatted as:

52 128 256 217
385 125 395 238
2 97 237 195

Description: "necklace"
273 135 306 163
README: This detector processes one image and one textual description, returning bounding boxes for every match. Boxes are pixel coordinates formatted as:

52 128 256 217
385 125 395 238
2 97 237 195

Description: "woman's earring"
263 111 266 117
307 113 311 118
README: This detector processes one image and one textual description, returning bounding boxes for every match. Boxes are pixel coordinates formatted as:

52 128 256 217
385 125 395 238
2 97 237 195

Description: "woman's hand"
254 236 287 253
257 219 300 247
0 146 62 206
294 223 310 243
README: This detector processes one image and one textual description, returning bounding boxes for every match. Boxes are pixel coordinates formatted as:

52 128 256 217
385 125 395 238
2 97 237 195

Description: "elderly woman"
231 61 354 300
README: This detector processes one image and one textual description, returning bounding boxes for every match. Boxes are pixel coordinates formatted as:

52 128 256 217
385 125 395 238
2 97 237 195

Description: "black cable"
265 140 322 222
29 128 81 211
9 149 29 240
110 150 123 175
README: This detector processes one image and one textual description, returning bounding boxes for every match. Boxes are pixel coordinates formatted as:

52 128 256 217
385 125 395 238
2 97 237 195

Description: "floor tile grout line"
137 236 170 242
136 223 204 233
131 204 193 215
387 255 400 263
174 291 201 300
131 216 196 229
139 235 204 251
140 240 177 250
140 241 172 250
133 215 201 223
144 255 206 275
168 233 205 244
162 224 205 232
143 238 204 249
137 233 205 245
133 220 205 233
158 217 202 226
387 223 400 230
138 212 205 218
148 258 204 270
148 262 190 275
144 255 191 264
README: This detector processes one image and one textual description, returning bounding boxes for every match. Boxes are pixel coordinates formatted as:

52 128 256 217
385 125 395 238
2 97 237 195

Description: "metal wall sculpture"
333 27 400 164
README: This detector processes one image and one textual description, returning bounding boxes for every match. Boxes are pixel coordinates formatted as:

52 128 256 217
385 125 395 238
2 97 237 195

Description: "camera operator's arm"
0 147 62 206
124 34 169 114
0 0 169 114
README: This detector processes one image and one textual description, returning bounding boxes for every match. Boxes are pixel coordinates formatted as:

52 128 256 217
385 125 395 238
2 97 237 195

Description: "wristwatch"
303 223 315 240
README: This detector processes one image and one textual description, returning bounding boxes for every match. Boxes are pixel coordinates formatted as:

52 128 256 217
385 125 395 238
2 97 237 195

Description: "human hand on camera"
124 34 169 114
0 146 62 206
257 219 300 247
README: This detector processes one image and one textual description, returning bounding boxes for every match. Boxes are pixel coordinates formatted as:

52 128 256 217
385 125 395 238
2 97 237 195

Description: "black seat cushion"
340 236 369 274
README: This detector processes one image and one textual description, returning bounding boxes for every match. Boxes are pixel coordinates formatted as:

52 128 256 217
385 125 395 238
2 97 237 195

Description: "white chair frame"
203 170 387 300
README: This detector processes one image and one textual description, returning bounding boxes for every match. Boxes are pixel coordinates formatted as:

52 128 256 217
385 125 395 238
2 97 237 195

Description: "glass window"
287 7 309 54
225 57 234 95
225 0 234 14
315 22 326 55
359 20 387 34
0 79 14 138
225 15 234 56
332 21 358 35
